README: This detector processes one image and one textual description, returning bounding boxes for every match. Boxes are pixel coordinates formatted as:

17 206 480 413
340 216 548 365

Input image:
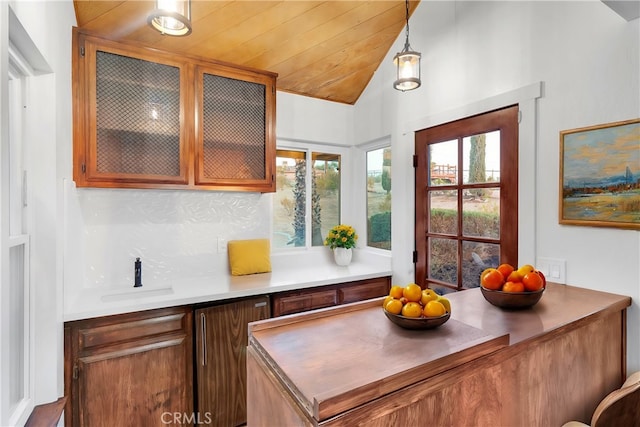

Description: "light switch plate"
536 257 566 284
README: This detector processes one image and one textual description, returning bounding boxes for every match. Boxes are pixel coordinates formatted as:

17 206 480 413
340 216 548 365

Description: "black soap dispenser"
134 257 142 287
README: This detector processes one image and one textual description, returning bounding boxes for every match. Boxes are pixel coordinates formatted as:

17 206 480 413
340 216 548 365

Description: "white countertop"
63 249 392 322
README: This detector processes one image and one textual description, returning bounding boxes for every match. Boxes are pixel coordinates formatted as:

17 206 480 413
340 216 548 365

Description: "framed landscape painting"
559 118 640 230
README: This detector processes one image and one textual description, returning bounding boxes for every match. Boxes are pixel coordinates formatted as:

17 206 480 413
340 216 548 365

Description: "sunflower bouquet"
324 224 358 249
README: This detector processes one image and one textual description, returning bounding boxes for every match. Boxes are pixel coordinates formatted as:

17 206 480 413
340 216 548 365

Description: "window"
273 149 341 249
366 147 391 250
2 45 33 425
414 106 518 293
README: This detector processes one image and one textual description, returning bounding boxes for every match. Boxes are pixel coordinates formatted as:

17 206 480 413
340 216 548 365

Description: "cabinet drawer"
76 308 189 352
273 289 338 316
339 278 391 304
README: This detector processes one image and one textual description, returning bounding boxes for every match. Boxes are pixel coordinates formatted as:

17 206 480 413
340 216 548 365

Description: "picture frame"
559 118 640 230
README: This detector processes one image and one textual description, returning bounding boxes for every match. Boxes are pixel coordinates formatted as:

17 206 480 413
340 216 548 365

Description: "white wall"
277 91 354 145
355 1 640 372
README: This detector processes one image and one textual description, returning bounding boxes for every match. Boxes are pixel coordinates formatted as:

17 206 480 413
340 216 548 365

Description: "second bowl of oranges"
480 287 544 309
382 284 451 330
479 263 546 309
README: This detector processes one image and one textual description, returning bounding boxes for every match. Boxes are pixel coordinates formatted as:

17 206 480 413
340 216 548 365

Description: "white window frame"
356 137 392 253
2 38 34 427
1 5 53 423
272 139 352 252
5 235 30 426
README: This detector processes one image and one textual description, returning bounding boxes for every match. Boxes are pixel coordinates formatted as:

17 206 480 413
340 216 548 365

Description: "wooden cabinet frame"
72 27 277 192
74 34 192 186
64 307 193 427
193 64 276 190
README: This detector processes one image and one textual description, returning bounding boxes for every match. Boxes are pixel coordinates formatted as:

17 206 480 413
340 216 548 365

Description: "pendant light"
148 0 192 37
393 0 421 91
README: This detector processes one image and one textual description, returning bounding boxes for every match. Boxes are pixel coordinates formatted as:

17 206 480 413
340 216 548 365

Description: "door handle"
200 312 207 366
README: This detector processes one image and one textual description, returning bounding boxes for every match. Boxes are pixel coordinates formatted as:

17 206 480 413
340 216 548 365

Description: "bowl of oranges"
382 284 451 330
480 263 546 309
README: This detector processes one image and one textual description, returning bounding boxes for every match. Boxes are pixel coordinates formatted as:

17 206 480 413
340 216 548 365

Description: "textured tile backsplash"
66 181 270 289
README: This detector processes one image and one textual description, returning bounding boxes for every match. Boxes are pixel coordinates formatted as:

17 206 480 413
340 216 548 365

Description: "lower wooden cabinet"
271 277 391 317
195 295 271 427
64 306 193 427
63 276 389 426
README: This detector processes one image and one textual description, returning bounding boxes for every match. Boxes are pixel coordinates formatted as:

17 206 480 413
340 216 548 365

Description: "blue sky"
563 121 639 182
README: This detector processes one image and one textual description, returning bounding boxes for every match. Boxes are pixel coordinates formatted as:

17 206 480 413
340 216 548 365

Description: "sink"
100 286 174 302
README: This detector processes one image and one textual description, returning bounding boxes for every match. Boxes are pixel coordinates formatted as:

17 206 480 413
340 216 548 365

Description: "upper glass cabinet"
72 28 276 192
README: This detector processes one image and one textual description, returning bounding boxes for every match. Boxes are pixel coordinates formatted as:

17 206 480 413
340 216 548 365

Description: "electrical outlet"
217 237 227 253
536 257 566 284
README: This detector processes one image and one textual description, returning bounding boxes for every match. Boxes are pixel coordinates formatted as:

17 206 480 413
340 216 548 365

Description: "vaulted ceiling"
73 1 420 105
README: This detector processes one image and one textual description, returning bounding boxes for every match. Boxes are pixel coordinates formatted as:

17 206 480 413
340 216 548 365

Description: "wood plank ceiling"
73 0 420 105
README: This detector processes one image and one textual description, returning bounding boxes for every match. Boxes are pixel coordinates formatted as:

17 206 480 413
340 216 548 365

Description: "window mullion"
305 150 313 248
457 136 464 290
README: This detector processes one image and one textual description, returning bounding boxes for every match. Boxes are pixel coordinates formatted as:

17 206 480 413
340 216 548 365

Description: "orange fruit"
480 268 504 290
420 289 439 305
536 270 547 289
403 283 422 302
507 270 523 283
522 272 543 291
389 285 404 299
385 299 403 315
382 295 395 308
502 281 525 293
497 263 515 280
423 300 446 317
401 302 423 318
480 267 494 282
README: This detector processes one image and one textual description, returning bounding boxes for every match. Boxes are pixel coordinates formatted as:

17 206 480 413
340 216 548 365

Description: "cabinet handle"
200 312 207 366
255 301 267 308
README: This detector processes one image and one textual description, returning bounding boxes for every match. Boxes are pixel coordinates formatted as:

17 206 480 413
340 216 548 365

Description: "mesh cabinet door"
195 67 275 190
85 43 189 184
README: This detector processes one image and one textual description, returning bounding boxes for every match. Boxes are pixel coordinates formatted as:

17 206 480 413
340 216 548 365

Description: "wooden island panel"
248 342 505 427
249 298 508 422
449 283 630 425
247 283 631 427
495 311 624 425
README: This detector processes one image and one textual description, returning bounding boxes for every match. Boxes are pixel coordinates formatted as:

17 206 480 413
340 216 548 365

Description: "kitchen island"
247 283 631 426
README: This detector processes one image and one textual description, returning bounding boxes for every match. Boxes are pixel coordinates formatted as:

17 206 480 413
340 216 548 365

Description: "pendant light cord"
403 0 411 51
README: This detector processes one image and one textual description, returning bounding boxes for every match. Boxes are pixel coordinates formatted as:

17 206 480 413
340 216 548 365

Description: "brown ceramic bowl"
480 286 544 309
383 309 450 330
